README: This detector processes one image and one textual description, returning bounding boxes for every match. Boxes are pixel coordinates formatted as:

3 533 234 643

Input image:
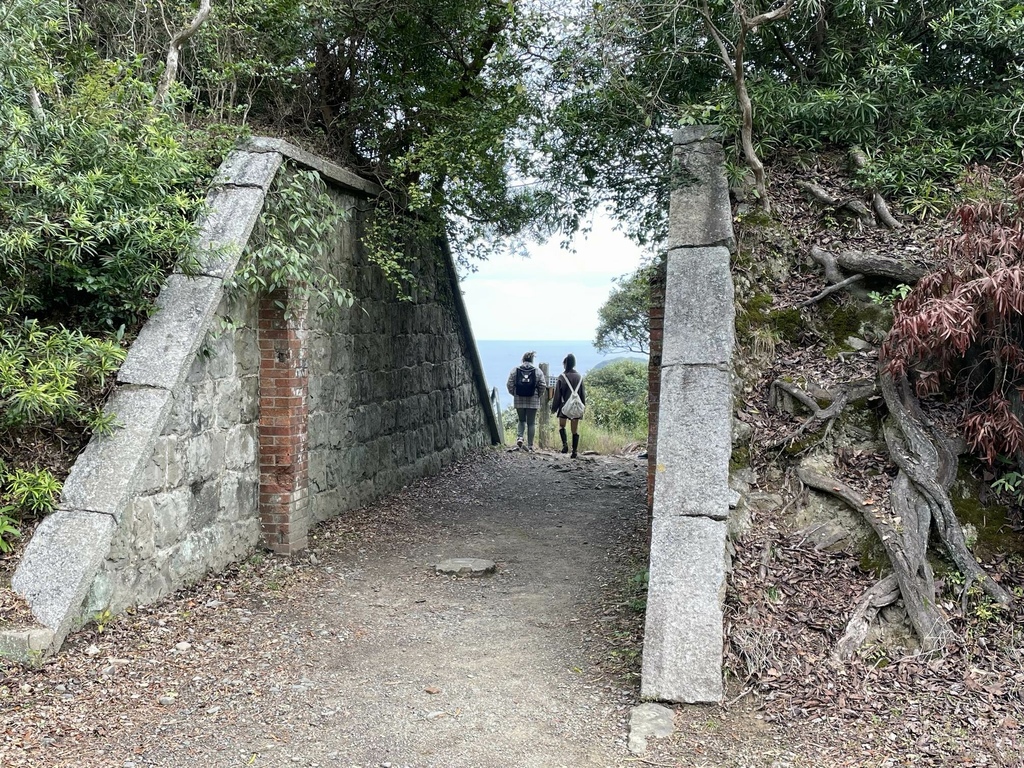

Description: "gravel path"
1 449 651 768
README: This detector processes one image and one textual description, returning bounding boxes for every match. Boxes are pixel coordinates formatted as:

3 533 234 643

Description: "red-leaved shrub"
882 166 1024 465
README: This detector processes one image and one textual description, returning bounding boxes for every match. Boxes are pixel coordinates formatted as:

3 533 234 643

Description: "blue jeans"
516 407 537 447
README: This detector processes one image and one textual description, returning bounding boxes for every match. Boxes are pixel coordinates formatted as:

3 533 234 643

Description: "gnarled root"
833 574 900 661
797 465 953 652
768 378 876 450
881 372 1013 608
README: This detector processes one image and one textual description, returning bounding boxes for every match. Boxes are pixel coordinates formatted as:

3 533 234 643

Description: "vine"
226 166 354 319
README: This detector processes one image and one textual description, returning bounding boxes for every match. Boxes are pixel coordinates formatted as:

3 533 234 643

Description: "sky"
459 216 651 341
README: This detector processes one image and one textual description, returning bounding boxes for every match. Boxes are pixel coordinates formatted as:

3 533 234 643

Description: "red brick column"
647 260 667 511
258 291 310 554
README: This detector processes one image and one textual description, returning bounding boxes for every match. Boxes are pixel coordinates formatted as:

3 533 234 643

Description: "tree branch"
153 0 213 107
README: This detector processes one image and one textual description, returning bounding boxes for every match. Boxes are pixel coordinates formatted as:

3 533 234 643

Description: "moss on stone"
951 465 1024 559
730 443 751 473
767 308 803 343
821 302 863 341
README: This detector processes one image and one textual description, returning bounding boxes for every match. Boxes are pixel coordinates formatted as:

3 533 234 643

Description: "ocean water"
476 340 644 410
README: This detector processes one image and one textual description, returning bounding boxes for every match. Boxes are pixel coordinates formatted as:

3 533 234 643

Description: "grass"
503 419 646 454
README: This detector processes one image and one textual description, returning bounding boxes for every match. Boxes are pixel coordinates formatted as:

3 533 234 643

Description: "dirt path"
1 449 652 768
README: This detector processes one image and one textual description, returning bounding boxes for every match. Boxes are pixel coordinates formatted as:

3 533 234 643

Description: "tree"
584 359 649 434
699 0 793 209
594 265 656 355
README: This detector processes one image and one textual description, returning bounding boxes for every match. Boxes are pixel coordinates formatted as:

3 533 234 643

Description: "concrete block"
117 274 224 390
244 137 383 197
212 149 283 190
667 138 734 251
191 185 267 278
662 247 735 366
11 509 117 651
61 387 174 520
641 515 726 703
0 626 55 662
653 364 732 519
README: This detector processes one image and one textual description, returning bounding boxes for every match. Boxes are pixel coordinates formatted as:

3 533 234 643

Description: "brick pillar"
647 259 667 511
258 291 310 554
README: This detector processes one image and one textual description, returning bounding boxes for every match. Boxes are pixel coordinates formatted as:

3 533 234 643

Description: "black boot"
571 433 579 458
559 428 569 454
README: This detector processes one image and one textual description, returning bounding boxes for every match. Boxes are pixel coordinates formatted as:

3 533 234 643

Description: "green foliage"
0 458 60 553
869 284 913 307
584 360 648 435
82 0 546 263
0 319 124 433
594 264 657 355
227 166 354 319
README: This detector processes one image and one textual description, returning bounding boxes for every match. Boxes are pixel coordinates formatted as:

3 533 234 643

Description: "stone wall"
6 139 498 657
641 127 736 704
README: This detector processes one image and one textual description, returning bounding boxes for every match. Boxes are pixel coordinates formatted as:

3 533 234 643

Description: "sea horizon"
475 339 646 410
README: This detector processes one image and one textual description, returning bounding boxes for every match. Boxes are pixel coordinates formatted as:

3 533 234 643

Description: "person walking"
506 350 547 452
550 353 586 458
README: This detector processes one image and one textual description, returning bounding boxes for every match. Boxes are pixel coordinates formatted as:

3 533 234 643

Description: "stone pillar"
258 290 310 554
641 126 735 704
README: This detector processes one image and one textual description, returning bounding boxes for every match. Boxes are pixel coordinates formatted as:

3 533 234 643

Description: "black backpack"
514 365 538 397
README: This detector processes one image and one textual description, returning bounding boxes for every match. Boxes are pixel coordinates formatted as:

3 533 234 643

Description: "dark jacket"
551 369 585 418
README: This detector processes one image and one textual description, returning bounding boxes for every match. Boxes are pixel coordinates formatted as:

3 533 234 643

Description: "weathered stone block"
12 510 117 649
653 364 732 519
641 515 726 703
61 387 173 519
667 137 734 251
212 149 283 190
0 626 55 662
117 274 225 391
191 185 266 279
662 247 735 366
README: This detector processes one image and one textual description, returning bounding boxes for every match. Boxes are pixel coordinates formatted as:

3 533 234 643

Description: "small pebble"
175 641 192 652
85 645 100 657
158 696 175 706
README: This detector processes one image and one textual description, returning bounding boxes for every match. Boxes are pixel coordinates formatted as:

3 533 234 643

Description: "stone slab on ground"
0 626 54 663
11 509 117 651
661 246 735 366
60 387 174 520
434 557 496 576
652 364 733 519
641 515 727 703
627 702 676 755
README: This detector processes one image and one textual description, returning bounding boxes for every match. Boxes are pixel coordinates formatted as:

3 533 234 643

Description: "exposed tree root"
809 246 927 285
797 464 954 652
796 274 865 308
833 574 900 661
768 378 876 450
798 371 1017 657
880 372 1013 608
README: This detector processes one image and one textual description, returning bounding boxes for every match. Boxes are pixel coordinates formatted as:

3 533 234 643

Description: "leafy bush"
882 165 1024 465
0 319 124 434
584 359 648 436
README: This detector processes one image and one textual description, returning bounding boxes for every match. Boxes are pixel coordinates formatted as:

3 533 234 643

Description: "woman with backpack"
506 350 547 452
550 353 586 458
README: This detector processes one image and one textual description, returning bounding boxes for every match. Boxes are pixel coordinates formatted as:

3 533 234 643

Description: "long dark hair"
563 353 576 371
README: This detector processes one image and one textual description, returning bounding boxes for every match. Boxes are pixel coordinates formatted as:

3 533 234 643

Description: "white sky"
460 216 651 341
